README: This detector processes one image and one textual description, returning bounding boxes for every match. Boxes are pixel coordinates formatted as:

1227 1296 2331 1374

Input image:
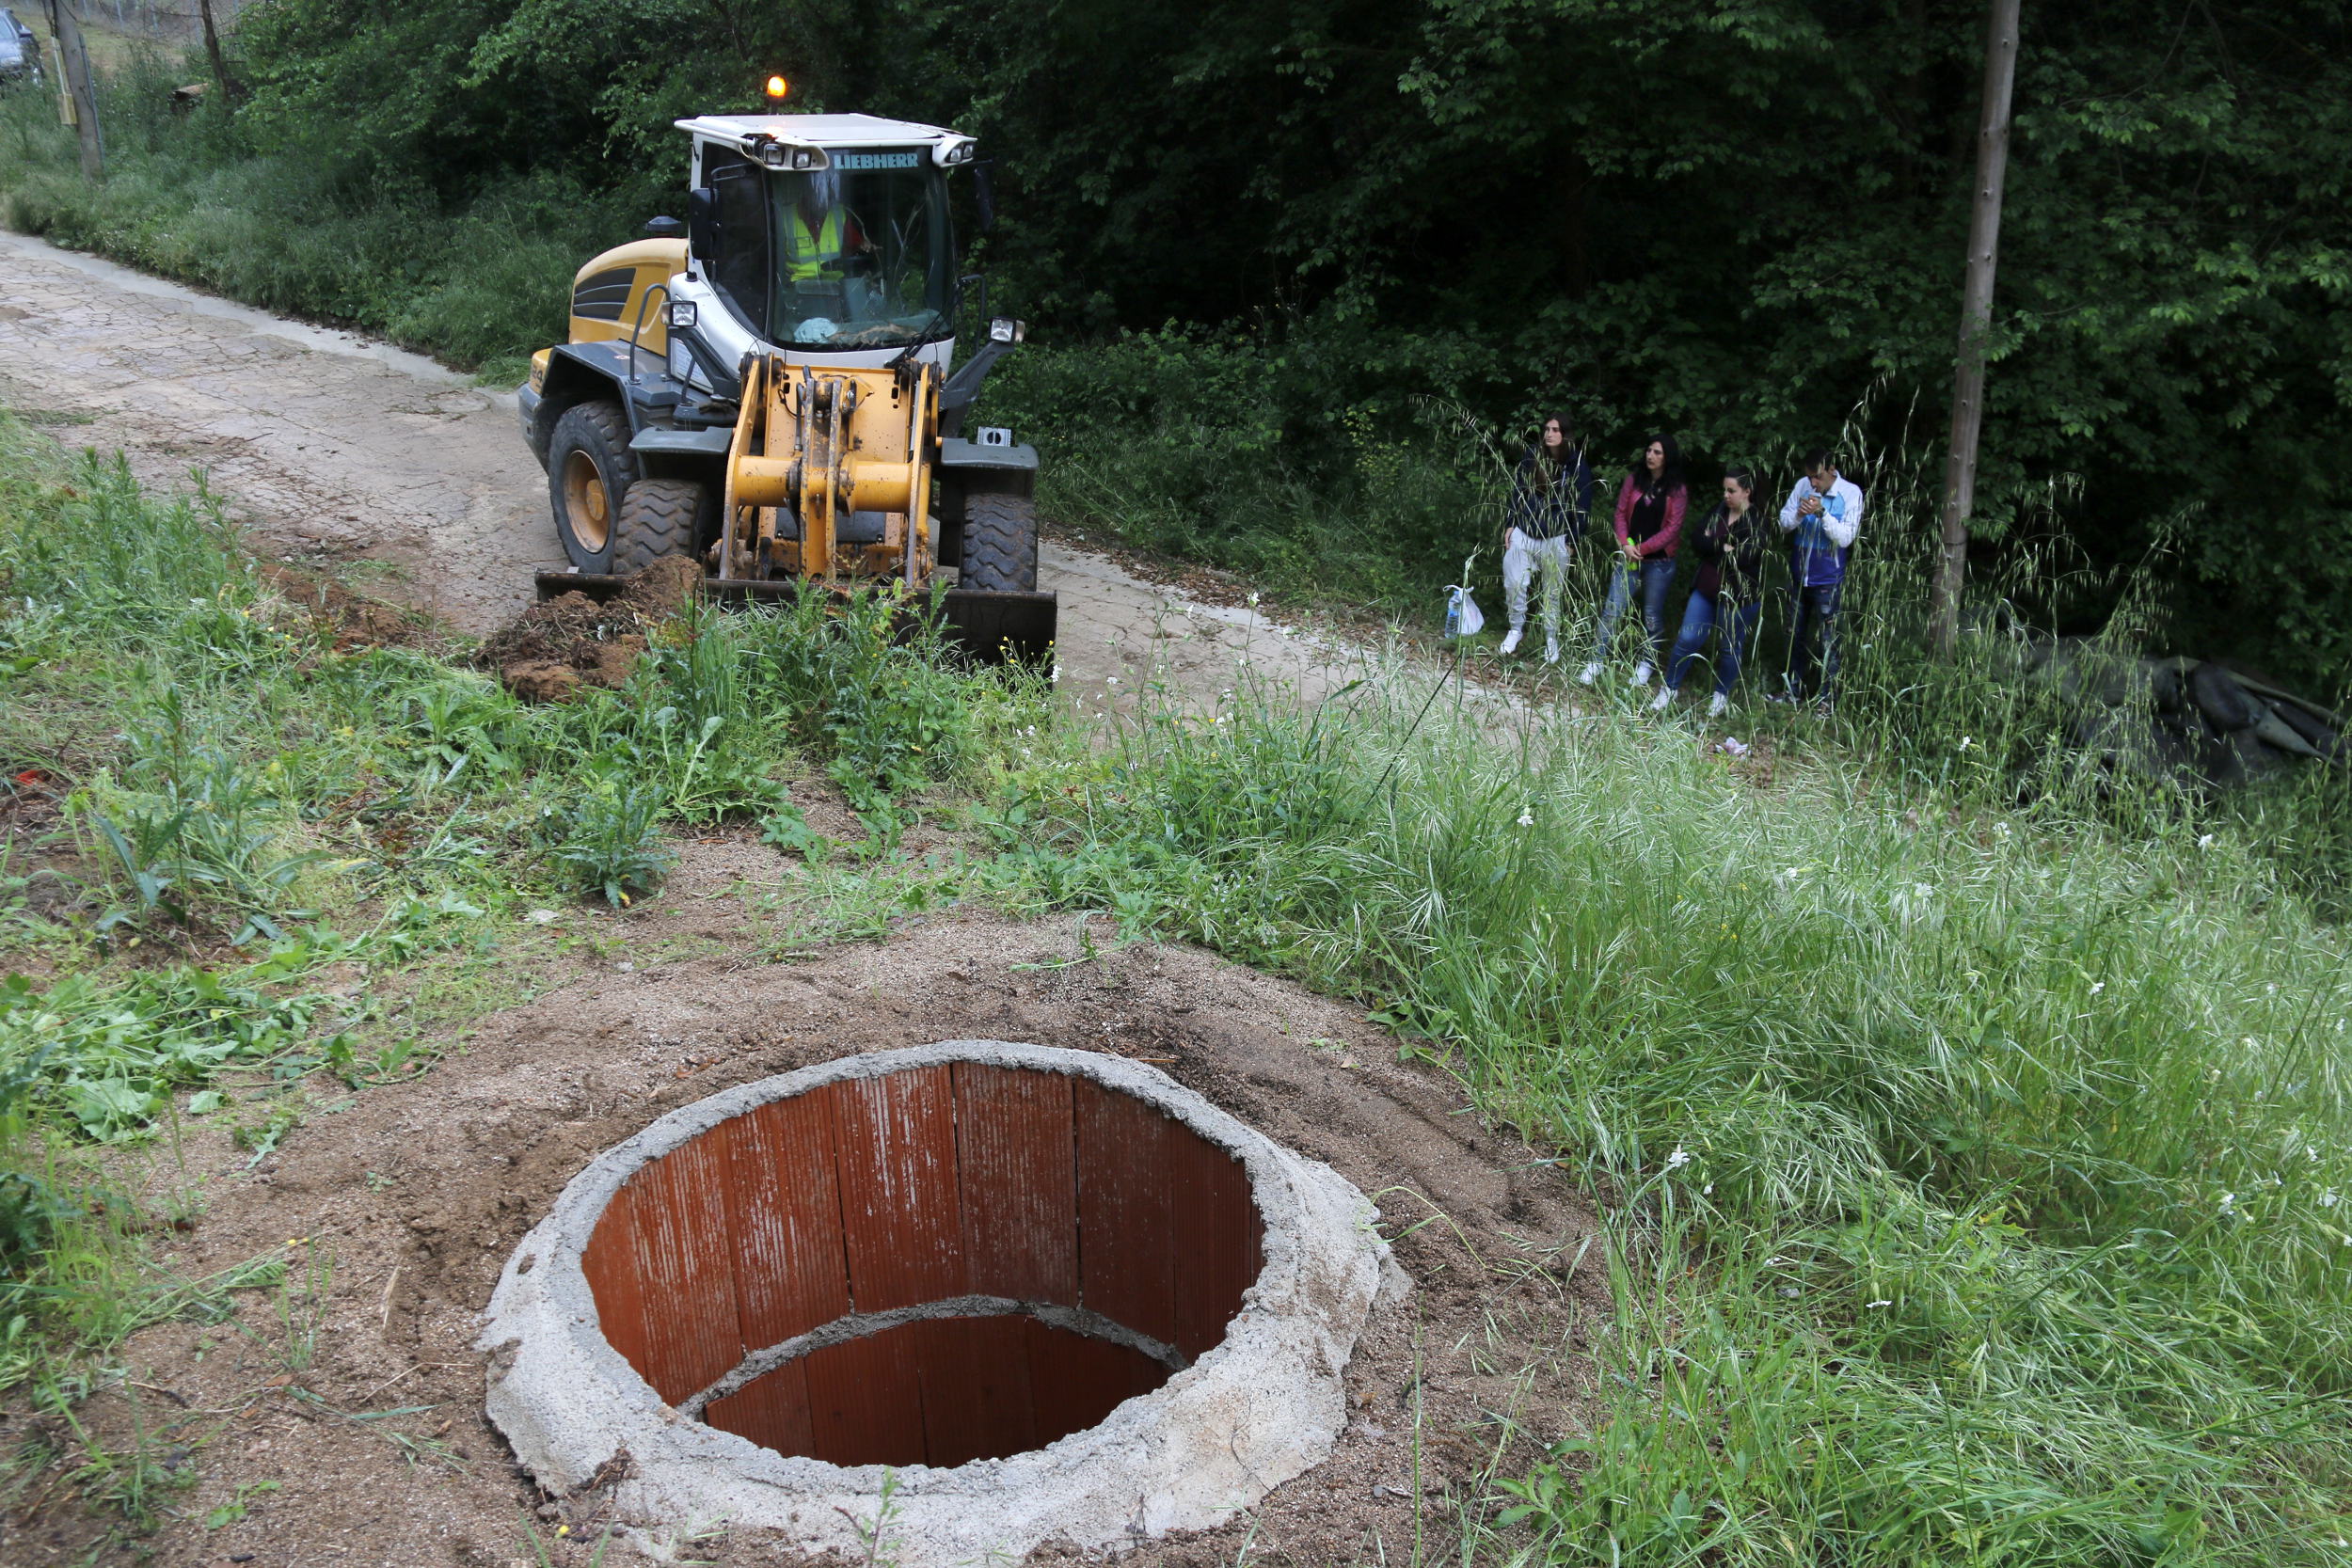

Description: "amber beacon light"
765 74 789 101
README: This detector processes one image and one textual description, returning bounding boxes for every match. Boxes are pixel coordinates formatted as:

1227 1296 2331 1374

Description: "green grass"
0 410 1041 1437
4 344 2351 1562
977 643 2352 1563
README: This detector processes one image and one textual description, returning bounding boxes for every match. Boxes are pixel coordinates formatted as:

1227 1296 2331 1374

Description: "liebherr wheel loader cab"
517 111 1052 660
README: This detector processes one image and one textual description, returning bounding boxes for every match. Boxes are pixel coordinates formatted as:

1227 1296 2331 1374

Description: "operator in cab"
783 170 873 284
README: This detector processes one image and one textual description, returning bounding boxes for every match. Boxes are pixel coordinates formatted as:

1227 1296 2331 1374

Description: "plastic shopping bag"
1444 584 1485 639
1443 551 1485 640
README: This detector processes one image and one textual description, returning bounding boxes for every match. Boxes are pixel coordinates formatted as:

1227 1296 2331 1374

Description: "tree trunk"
44 0 103 180
1930 0 2021 655
197 0 241 101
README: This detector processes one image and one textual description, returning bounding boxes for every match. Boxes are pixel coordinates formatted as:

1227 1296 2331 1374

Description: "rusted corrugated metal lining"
579 1062 1265 1468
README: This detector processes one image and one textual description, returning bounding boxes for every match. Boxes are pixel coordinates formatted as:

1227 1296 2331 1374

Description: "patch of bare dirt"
259 562 444 656
3 875 1603 1568
479 559 702 703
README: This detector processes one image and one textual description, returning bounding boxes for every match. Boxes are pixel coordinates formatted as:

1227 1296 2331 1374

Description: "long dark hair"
1530 413 1577 482
1630 435 1685 498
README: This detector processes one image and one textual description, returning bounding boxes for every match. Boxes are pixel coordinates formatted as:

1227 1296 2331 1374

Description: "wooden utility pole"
42 0 103 179
1930 0 2021 655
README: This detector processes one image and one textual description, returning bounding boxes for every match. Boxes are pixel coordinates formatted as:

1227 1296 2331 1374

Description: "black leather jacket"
1507 447 1596 542
1690 502 1768 603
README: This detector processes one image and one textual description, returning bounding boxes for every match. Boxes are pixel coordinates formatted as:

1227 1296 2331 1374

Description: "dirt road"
0 230 1365 705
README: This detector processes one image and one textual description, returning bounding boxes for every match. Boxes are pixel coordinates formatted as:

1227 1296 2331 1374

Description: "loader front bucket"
532 572 1057 668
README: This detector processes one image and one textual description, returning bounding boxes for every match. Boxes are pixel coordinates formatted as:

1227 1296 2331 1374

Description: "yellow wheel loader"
518 109 1054 660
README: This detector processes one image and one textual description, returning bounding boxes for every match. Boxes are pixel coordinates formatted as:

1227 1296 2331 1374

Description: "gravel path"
0 230 1366 706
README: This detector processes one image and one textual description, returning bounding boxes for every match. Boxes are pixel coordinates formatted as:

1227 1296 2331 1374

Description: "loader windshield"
765 156 953 350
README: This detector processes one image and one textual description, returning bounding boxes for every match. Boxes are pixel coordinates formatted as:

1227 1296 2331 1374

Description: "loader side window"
706 149 771 338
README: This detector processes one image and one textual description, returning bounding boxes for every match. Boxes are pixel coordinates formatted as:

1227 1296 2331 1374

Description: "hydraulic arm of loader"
534 350 1055 664
720 354 939 590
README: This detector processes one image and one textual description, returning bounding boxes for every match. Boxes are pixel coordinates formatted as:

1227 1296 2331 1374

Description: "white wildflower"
1051 663 1064 682
1663 1148 1692 1171
1957 735 1974 752
1247 591 1261 608
2198 833 2215 850
2322 1191 2341 1210
1516 809 1534 828
1105 675 1120 687
2090 981 2105 995
1702 1183 1714 1196
1867 1299 1893 1309
1993 819 2011 840
2218 1191 2236 1215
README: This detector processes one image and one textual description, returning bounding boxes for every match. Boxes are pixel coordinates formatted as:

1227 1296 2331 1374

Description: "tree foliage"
218 0 2352 682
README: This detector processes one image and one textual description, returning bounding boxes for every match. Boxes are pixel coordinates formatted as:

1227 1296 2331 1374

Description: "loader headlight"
988 317 1025 344
666 300 697 330
934 137 977 167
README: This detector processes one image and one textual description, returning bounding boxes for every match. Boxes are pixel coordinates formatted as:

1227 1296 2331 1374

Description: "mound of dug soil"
481 559 701 702
17 878 1607 1568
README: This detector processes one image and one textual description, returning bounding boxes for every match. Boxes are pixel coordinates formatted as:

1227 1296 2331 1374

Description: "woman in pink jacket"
1578 435 1687 688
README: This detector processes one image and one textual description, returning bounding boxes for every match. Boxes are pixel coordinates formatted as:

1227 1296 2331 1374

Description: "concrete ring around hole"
480 1039 1406 1565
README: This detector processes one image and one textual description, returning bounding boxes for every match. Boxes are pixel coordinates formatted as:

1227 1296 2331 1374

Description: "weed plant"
986 650 2352 1563
0 413 1038 1424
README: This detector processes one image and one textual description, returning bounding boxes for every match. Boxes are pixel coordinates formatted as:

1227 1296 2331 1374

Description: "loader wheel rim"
563 451 612 553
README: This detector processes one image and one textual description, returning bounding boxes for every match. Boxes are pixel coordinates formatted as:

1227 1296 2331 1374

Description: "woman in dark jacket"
1649 467 1768 719
1498 414 1595 659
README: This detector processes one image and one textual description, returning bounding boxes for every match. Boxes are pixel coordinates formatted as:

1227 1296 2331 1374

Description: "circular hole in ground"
576 1059 1264 1467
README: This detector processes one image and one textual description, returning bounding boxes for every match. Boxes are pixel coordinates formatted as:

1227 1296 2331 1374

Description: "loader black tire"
548 400 640 574
611 478 707 574
960 492 1039 593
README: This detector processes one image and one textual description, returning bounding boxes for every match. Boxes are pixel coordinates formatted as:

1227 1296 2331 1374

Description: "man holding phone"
1775 449 1863 710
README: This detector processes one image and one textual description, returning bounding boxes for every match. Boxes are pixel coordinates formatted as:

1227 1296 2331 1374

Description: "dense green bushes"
0 58 624 378
6 1 2350 684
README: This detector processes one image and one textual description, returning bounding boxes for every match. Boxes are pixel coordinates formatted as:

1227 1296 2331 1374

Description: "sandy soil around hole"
0 836 1605 1567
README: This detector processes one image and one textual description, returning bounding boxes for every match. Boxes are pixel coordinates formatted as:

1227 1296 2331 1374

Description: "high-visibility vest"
785 206 847 281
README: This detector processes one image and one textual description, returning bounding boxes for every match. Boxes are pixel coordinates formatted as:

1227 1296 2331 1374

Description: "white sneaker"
1646 689 1673 713
1543 638 1561 665
1630 661 1655 688
1577 660 1601 686
1707 691 1731 719
1499 626 1522 656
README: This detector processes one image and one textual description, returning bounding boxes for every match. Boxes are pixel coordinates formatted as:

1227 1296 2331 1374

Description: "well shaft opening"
579 1061 1263 1466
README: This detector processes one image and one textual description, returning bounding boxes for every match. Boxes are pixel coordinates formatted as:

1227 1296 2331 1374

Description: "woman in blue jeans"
1648 467 1768 719
1580 436 1687 688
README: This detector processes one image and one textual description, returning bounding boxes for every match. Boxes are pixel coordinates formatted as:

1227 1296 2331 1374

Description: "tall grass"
0 412 1039 1407
988 647 2352 1563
